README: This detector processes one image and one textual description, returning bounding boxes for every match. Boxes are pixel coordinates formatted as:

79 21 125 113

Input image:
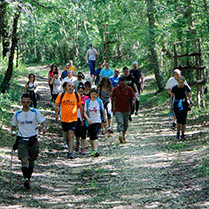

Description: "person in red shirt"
111 77 135 143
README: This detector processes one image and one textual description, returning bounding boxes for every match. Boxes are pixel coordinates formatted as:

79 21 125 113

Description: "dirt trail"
0 67 208 209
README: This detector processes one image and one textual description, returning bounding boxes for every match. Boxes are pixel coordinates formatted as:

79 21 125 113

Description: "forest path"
0 66 208 209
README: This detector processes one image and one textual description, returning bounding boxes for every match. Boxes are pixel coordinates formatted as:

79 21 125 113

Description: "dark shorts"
61 121 77 132
75 119 87 139
18 136 38 161
174 101 188 125
88 123 101 140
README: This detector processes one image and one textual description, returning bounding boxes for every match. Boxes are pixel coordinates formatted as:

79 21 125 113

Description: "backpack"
85 98 104 127
60 91 79 104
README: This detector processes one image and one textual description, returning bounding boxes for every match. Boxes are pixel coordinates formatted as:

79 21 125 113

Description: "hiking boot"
118 136 123 144
108 128 113 134
172 122 176 130
81 149 85 155
181 135 186 140
135 111 138 116
94 152 100 157
102 130 106 135
68 152 75 159
176 132 180 140
24 179 31 190
129 115 132 122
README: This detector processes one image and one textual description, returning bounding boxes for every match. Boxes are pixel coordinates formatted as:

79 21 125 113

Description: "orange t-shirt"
55 92 82 123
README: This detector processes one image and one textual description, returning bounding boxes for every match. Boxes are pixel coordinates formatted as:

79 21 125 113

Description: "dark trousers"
89 60 96 76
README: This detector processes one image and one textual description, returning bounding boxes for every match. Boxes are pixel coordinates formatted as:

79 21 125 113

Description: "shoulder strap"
74 91 79 103
15 110 22 120
96 97 104 121
60 91 65 104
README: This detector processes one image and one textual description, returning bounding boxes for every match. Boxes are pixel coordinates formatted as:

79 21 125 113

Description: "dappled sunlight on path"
0 67 208 208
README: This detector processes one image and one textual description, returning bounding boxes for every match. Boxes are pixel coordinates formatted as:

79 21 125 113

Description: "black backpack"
60 91 79 104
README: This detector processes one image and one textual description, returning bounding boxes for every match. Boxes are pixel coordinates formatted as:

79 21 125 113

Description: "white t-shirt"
165 77 190 90
87 48 97 61
61 76 77 88
11 108 45 139
52 78 61 94
84 99 104 124
27 81 38 93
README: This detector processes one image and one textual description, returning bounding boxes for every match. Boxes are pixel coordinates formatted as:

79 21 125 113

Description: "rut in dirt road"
0 69 208 209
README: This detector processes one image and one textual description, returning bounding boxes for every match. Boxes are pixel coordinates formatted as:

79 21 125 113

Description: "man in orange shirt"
55 82 82 159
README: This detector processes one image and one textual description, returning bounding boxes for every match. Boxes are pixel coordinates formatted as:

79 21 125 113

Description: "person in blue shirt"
110 69 120 88
100 62 114 78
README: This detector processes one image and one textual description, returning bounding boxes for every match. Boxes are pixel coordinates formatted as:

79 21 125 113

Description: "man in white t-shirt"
86 44 99 77
165 69 190 129
60 69 77 91
11 93 46 189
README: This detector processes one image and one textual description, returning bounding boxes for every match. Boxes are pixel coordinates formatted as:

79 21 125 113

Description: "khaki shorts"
18 137 39 161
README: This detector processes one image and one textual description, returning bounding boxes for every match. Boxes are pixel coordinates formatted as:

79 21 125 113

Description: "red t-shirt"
111 85 135 113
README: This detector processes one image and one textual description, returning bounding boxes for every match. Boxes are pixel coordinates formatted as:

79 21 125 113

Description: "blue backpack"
85 98 104 127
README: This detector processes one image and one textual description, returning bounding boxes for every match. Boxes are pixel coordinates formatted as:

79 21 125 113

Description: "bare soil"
0 66 208 209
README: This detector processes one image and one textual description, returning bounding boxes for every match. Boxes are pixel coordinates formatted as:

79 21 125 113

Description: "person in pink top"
74 85 89 155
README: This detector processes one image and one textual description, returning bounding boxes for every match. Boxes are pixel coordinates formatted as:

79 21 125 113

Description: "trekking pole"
10 132 16 185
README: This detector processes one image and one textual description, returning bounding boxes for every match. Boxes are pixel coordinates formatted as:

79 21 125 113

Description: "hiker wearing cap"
61 69 77 90
86 44 99 77
165 69 190 129
130 62 144 115
60 64 71 81
93 62 103 86
111 77 135 143
11 93 46 189
100 62 114 79
55 82 82 159
110 69 120 88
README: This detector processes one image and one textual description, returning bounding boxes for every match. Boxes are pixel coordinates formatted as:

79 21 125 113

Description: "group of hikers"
11 44 193 190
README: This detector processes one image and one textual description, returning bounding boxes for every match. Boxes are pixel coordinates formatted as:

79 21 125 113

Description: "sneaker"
94 152 100 157
172 122 176 130
108 128 113 134
129 115 132 121
118 135 123 143
181 135 186 140
24 179 31 190
75 147 79 152
91 150 95 156
81 149 85 155
135 111 138 116
68 152 75 159
102 130 106 135
176 132 180 140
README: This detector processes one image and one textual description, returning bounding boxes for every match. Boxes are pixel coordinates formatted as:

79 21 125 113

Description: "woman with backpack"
84 88 104 157
24 74 38 108
97 76 113 135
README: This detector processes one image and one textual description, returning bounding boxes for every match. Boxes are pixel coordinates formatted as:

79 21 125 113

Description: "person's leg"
122 112 130 142
92 60 96 76
176 123 181 139
181 110 188 140
107 102 113 133
91 123 101 156
68 130 75 153
114 112 124 143
75 137 80 151
135 99 139 114
89 60 93 76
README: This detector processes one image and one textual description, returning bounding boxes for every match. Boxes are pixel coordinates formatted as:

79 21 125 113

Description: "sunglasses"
22 100 31 104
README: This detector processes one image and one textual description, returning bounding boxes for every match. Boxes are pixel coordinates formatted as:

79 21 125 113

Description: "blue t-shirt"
100 68 114 78
110 76 119 88
61 70 68 80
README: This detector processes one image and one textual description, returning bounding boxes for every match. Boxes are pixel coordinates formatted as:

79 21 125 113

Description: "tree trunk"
0 0 10 58
146 0 164 91
0 6 22 93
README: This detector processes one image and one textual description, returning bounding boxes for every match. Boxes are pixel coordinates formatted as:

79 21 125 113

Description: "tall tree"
0 5 22 93
146 0 164 91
